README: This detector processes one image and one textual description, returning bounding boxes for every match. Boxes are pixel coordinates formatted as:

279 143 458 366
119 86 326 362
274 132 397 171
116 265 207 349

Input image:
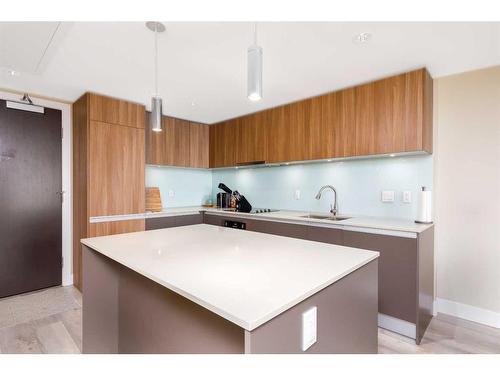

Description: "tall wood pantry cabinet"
72 93 146 290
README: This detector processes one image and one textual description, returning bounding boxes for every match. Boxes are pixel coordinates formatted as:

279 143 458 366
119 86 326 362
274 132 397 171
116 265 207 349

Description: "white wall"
434 66 500 321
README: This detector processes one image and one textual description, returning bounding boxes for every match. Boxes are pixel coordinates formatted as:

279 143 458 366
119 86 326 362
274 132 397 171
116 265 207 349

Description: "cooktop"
250 208 279 214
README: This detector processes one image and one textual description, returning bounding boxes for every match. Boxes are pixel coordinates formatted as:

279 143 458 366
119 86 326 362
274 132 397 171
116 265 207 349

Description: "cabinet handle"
236 160 266 166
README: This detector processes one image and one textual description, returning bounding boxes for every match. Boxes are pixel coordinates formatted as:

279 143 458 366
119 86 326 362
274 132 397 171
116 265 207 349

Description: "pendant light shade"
146 21 165 132
247 23 263 101
151 96 162 132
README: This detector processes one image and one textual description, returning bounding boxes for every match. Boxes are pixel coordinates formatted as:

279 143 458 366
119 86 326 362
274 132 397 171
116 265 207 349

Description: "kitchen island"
81 224 379 354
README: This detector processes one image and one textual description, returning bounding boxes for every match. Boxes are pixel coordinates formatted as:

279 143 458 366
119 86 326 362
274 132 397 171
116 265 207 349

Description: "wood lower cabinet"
209 68 433 168
73 93 146 290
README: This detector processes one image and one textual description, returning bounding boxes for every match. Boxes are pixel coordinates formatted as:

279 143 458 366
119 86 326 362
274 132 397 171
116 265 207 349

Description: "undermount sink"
300 214 350 221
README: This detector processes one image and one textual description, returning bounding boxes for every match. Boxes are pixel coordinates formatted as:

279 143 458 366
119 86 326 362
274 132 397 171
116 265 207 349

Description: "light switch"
381 190 395 202
168 190 175 198
301 306 317 351
294 189 301 200
403 191 412 203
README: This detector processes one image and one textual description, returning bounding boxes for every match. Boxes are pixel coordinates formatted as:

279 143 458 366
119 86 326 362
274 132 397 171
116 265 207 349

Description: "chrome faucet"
315 185 338 218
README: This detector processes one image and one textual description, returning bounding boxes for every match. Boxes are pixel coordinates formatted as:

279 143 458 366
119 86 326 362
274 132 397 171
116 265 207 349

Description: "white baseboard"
62 273 74 287
378 313 416 339
436 298 500 329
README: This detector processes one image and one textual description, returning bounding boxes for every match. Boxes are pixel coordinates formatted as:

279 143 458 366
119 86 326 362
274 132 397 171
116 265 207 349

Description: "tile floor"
0 286 499 354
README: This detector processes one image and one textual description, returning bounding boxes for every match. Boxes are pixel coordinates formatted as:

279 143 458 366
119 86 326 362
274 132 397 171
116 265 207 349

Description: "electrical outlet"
403 191 412 203
168 190 175 198
294 189 301 200
381 190 395 202
302 306 317 351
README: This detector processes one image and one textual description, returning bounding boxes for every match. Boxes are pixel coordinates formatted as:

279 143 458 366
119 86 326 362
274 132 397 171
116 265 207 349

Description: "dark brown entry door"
0 99 62 298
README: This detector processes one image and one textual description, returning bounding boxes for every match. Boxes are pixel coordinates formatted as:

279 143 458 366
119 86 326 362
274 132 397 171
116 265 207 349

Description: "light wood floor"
0 286 499 354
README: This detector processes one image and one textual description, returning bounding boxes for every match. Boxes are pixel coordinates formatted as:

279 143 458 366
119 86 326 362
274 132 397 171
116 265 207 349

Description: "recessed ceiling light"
389 154 395 157
8 69 20 77
353 32 372 44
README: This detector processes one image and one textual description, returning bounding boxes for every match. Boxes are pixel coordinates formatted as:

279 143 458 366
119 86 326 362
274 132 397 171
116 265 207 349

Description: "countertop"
81 224 379 331
90 206 433 235
203 208 433 234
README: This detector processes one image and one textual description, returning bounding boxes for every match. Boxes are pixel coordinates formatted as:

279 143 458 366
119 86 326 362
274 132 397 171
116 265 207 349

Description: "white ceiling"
0 22 499 124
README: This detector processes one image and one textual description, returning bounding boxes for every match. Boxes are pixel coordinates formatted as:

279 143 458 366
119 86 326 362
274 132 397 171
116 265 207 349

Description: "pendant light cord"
253 22 257 46
154 23 158 97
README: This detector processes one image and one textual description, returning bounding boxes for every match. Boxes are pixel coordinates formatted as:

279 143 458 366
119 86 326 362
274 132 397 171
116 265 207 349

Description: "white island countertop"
81 224 379 331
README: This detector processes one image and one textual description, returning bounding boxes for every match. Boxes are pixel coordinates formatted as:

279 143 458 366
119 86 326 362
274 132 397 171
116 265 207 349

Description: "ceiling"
0 22 499 124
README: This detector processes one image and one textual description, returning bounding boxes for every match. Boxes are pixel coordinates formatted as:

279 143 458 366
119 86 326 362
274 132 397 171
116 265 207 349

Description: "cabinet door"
285 101 310 162
145 112 164 165
403 69 432 153
267 102 310 163
89 93 145 129
373 74 406 154
343 230 418 323
266 106 286 163
310 89 356 159
248 220 308 240
163 118 190 167
89 121 145 216
236 112 268 165
354 82 376 155
189 122 209 168
209 122 237 167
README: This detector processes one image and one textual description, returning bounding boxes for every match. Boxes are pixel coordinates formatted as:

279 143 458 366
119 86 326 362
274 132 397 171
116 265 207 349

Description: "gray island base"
81 224 379 354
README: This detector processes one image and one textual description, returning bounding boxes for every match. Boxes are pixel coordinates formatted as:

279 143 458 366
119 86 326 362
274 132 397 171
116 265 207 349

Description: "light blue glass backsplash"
146 166 213 208
147 154 433 219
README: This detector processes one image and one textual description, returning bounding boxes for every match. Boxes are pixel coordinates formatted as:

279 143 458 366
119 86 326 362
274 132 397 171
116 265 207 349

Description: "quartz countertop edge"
89 206 433 234
81 224 379 331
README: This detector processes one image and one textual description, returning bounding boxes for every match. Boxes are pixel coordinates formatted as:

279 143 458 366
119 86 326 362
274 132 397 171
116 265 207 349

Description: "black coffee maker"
217 183 252 213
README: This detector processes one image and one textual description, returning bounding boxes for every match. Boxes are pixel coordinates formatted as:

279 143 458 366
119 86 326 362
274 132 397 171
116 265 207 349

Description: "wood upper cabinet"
236 112 268 165
209 121 237 168
88 93 145 129
355 68 433 155
211 68 432 166
145 113 209 168
189 122 209 168
309 89 356 159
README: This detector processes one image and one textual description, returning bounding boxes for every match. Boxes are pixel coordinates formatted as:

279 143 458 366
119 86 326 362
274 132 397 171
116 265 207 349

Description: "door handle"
56 190 65 204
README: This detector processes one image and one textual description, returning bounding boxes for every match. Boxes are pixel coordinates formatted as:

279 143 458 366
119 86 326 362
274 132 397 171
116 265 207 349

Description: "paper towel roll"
415 187 433 224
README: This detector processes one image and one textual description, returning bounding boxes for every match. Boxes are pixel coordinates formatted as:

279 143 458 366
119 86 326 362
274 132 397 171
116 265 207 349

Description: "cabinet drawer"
146 214 202 230
248 220 308 240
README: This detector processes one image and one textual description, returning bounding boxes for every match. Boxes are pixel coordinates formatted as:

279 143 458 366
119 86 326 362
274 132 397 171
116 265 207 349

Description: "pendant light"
146 21 165 132
247 22 263 101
